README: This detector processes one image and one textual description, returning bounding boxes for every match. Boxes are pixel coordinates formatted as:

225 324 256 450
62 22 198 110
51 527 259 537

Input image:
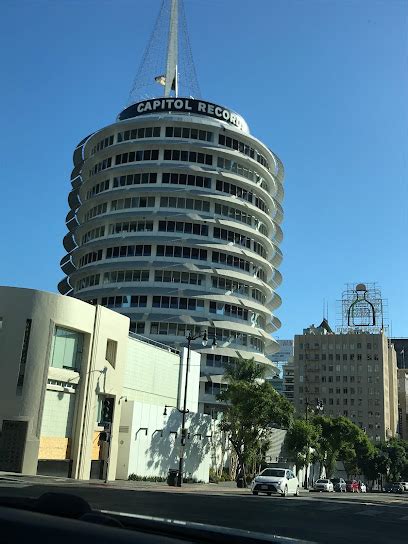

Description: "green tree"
285 418 321 478
312 415 372 478
360 447 389 487
381 439 408 481
313 415 338 478
218 357 294 486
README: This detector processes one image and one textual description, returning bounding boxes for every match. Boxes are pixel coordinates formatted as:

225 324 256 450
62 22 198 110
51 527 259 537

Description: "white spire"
164 0 178 97
127 0 200 104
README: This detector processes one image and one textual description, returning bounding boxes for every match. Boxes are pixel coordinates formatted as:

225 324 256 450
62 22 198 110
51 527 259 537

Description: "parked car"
251 468 300 497
346 480 359 492
313 479 334 492
358 481 367 493
330 478 346 492
383 482 394 493
391 482 404 494
397 482 408 491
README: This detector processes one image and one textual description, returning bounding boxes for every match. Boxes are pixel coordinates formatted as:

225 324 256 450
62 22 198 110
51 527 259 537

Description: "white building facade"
0 286 210 481
58 98 284 413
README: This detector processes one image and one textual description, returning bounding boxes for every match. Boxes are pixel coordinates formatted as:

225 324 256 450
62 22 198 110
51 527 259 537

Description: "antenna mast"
127 0 201 105
165 0 178 97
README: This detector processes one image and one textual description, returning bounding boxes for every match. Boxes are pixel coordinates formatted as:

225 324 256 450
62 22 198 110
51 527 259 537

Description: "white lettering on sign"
119 99 249 133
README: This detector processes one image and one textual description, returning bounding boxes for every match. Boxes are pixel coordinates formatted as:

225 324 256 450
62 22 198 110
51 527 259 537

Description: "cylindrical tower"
59 98 284 415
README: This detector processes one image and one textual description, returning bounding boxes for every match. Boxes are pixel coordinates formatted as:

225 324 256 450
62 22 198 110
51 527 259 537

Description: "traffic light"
101 397 114 424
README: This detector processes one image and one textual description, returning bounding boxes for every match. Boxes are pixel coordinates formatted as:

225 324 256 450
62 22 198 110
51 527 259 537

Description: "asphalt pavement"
0 475 407 543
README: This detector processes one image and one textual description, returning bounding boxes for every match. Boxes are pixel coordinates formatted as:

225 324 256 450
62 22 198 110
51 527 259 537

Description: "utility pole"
304 398 324 489
176 330 216 487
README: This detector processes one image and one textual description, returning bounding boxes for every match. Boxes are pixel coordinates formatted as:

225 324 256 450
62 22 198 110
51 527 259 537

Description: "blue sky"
0 0 406 339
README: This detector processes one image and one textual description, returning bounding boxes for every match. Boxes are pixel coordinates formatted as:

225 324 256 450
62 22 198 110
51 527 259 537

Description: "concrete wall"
0 286 129 479
398 369 408 439
124 336 180 407
38 390 76 460
388 343 398 437
116 401 211 482
116 337 208 481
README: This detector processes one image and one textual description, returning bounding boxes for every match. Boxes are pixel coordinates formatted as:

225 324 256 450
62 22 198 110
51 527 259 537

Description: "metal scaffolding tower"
336 282 389 335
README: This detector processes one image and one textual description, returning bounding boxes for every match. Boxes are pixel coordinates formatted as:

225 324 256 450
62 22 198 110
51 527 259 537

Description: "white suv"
313 479 334 492
251 468 300 497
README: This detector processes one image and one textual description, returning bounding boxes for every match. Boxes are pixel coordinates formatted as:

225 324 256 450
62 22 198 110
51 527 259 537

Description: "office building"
292 284 398 442
293 325 398 441
391 338 408 369
268 339 293 394
0 286 210 481
58 0 283 414
269 340 294 375
283 359 295 402
397 369 408 440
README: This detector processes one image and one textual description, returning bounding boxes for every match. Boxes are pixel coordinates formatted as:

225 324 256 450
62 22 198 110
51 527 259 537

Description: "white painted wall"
41 390 76 437
124 337 180 406
116 401 211 482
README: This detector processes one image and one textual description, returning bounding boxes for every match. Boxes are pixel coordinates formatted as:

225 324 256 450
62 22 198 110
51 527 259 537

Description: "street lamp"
176 329 216 487
304 398 324 489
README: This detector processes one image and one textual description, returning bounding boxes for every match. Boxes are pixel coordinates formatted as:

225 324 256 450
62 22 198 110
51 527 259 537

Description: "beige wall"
387 343 398 438
398 369 408 440
0 286 129 479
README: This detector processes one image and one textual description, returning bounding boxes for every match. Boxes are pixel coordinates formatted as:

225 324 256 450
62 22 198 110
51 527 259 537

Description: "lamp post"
175 329 216 487
304 398 324 489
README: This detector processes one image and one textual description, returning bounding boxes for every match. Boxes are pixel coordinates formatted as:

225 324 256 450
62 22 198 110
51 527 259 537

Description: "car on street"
358 482 367 493
391 482 404 494
346 480 360 493
397 482 408 491
313 479 334 492
330 478 347 492
251 468 300 497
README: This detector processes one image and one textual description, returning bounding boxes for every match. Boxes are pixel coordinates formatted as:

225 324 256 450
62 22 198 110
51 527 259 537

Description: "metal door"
0 420 28 472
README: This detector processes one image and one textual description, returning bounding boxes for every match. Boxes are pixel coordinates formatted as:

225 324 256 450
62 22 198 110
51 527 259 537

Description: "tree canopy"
218 357 294 484
285 418 321 476
286 414 375 480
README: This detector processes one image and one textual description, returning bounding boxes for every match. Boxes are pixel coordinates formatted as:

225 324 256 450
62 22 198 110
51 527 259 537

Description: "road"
0 476 407 543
